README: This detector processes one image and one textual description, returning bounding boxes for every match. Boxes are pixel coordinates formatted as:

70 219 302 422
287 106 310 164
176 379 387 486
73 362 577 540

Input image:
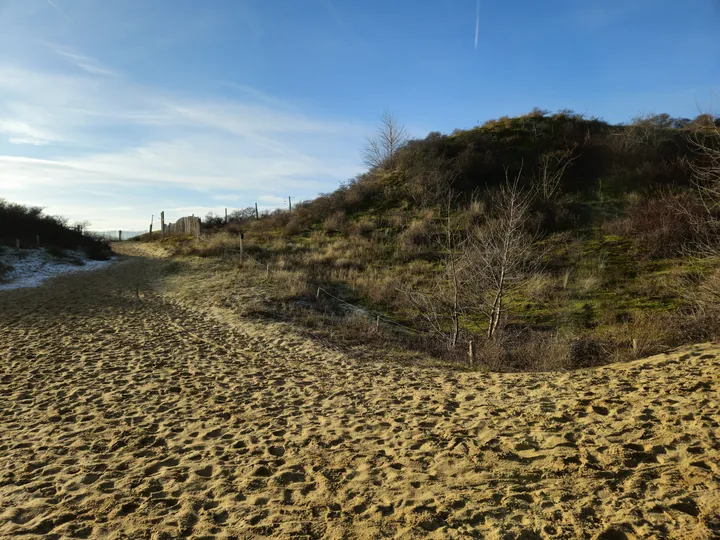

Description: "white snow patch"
0 249 115 291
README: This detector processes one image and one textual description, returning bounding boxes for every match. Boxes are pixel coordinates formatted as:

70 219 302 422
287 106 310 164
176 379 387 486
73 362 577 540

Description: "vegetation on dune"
160 110 720 371
0 200 111 259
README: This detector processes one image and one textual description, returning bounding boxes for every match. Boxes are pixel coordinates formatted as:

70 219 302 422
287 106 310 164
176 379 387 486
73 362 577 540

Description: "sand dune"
0 245 718 539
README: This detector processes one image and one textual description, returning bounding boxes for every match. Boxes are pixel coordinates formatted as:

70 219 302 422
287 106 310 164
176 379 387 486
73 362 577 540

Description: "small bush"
83 243 112 261
523 272 555 301
348 217 377 237
283 217 306 236
603 192 698 259
323 211 346 234
398 215 435 255
384 210 406 230
569 337 609 368
0 261 13 282
46 246 68 259
512 331 573 371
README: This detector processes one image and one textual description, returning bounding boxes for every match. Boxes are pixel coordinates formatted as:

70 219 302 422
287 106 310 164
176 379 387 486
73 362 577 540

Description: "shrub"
569 337 608 368
348 217 377 237
283 217 306 236
0 261 13 282
0 199 108 253
512 331 573 371
323 211 346 234
398 213 435 256
603 192 698 258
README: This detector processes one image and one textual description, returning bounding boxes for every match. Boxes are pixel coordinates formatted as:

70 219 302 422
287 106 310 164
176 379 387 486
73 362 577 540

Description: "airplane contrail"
47 0 72 22
474 0 480 50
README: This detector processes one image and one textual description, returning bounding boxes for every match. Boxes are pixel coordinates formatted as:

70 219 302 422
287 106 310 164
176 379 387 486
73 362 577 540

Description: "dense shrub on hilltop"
224 111 715 239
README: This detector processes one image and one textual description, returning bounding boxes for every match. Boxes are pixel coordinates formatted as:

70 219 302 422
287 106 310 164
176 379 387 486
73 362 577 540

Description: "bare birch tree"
363 111 409 170
465 164 537 340
534 146 580 202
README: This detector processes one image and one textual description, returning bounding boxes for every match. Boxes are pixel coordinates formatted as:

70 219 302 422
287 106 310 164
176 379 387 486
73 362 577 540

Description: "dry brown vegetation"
143 111 720 372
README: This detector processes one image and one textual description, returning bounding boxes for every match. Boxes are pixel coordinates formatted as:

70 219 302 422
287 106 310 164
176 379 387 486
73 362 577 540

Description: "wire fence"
224 247 269 272
222 246 423 335
311 285 423 335
88 230 148 241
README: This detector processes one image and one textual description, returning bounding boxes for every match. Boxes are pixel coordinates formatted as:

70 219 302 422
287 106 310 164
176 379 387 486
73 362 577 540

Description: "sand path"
1 245 719 539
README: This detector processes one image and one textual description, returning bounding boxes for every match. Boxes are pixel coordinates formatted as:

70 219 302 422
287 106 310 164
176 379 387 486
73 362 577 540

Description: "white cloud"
0 117 61 146
46 0 72 22
55 49 118 77
259 195 288 205
0 48 367 228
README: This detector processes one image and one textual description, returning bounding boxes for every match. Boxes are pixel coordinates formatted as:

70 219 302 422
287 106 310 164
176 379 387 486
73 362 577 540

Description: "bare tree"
228 207 257 223
363 111 409 170
465 164 537 340
534 146 580 202
402 166 539 345
401 191 465 349
686 117 720 257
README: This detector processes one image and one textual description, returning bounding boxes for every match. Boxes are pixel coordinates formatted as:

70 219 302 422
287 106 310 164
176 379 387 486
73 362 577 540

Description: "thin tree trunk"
451 284 459 348
487 267 506 340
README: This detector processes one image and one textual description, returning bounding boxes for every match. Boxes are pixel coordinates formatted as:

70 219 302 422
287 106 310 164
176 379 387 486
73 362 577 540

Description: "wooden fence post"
316 287 321 300
119 230 122 242
255 203 259 220
468 341 475 366
225 208 228 224
16 239 20 251
266 264 270 279
239 233 244 262
375 315 380 333
161 211 165 239
36 235 40 247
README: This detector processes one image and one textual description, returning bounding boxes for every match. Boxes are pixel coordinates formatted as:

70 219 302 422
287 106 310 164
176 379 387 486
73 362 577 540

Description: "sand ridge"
0 246 719 539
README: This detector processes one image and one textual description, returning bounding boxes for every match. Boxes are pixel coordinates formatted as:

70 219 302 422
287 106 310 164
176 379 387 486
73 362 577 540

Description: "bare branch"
686 118 720 257
464 162 539 339
362 111 409 170
534 146 581 202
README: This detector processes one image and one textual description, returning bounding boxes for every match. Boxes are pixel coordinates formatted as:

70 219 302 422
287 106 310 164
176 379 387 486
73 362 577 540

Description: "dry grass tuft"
323 211 347 234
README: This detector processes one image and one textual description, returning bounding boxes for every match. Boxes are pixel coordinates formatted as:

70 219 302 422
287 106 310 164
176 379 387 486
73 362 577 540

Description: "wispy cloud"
46 0 72 22
474 0 480 50
55 50 118 77
0 119 59 146
0 49 366 228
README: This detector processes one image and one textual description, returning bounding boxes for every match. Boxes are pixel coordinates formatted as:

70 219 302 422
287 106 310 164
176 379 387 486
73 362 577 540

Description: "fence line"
312 286 423 335
223 245 421 335
224 248 268 269
88 230 147 241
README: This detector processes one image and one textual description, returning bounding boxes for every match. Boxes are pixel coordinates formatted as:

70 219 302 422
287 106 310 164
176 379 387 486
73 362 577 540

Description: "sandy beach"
1 244 718 539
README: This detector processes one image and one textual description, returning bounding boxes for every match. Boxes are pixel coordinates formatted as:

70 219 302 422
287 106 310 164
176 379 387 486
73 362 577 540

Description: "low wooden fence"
165 216 201 237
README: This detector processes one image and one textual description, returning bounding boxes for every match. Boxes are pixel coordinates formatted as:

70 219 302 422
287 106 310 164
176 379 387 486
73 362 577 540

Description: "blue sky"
0 0 718 230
